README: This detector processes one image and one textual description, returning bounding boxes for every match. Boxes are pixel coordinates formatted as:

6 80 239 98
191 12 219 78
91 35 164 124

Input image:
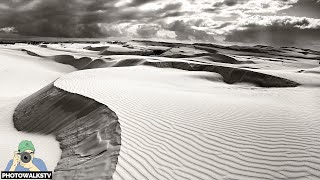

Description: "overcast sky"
0 0 319 49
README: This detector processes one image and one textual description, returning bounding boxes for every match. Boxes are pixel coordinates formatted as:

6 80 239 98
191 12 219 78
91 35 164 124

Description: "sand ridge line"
54 66 320 180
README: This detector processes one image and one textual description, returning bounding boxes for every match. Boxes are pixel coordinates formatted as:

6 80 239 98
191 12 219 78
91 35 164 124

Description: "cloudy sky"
0 0 319 49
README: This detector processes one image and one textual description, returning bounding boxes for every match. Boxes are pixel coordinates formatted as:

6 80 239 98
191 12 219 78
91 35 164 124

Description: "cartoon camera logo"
5 140 47 172
1 140 52 179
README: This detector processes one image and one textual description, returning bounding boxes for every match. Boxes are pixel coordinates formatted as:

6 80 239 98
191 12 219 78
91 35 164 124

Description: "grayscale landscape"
0 0 319 180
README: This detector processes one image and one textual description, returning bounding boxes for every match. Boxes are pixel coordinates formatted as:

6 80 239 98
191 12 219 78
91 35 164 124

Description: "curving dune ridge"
81 58 299 87
54 66 320 180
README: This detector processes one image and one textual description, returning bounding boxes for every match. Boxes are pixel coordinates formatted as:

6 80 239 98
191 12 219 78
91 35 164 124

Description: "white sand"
0 44 100 59
0 47 74 172
2 43 320 179
54 66 320 180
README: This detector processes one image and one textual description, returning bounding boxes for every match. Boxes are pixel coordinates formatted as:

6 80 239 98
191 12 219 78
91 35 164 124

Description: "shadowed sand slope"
143 61 299 87
13 83 121 180
82 58 300 87
54 66 320 180
20 49 92 69
48 55 92 69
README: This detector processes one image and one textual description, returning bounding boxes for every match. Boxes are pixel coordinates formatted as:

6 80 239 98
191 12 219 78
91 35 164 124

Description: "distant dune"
1 40 320 180
81 58 299 87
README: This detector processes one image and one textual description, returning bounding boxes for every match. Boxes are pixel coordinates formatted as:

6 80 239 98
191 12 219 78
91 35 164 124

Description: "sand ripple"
55 66 320 180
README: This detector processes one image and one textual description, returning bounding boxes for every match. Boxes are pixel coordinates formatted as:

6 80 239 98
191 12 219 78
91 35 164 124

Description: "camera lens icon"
20 152 32 163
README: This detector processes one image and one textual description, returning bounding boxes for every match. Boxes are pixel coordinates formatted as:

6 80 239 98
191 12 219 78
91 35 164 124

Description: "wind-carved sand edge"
13 82 121 180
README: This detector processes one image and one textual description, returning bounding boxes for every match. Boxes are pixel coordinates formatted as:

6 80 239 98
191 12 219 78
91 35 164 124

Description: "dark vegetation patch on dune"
13 83 121 180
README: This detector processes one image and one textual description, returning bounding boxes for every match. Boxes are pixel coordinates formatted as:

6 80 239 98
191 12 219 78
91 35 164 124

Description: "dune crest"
54 66 320 180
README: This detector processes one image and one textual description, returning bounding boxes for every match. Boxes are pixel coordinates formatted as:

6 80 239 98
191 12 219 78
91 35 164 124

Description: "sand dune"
20 49 93 69
49 55 92 69
300 67 320 74
2 40 320 179
193 42 320 60
53 66 320 180
98 46 165 56
84 46 110 51
80 57 299 87
143 61 300 87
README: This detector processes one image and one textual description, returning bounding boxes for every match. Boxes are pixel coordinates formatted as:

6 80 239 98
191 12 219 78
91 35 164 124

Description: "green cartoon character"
5 140 48 172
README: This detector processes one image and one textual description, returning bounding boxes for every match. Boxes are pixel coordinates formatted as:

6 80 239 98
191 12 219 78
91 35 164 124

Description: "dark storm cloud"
223 0 238 6
0 0 158 38
225 16 320 47
164 20 215 41
0 0 186 38
0 0 112 37
127 0 155 7
136 24 161 38
139 2 185 21
136 2 184 21
278 0 320 18
0 0 319 48
0 0 35 8
213 0 240 8
214 22 232 29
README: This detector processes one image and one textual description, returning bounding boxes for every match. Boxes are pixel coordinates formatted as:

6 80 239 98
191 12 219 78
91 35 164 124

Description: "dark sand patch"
48 55 92 69
84 46 109 51
142 61 300 87
99 48 165 56
82 57 300 87
13 83 121 180
82 59 112 69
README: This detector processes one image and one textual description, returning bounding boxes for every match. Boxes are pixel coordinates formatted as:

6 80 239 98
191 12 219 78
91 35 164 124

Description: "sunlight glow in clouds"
0 0 319 48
